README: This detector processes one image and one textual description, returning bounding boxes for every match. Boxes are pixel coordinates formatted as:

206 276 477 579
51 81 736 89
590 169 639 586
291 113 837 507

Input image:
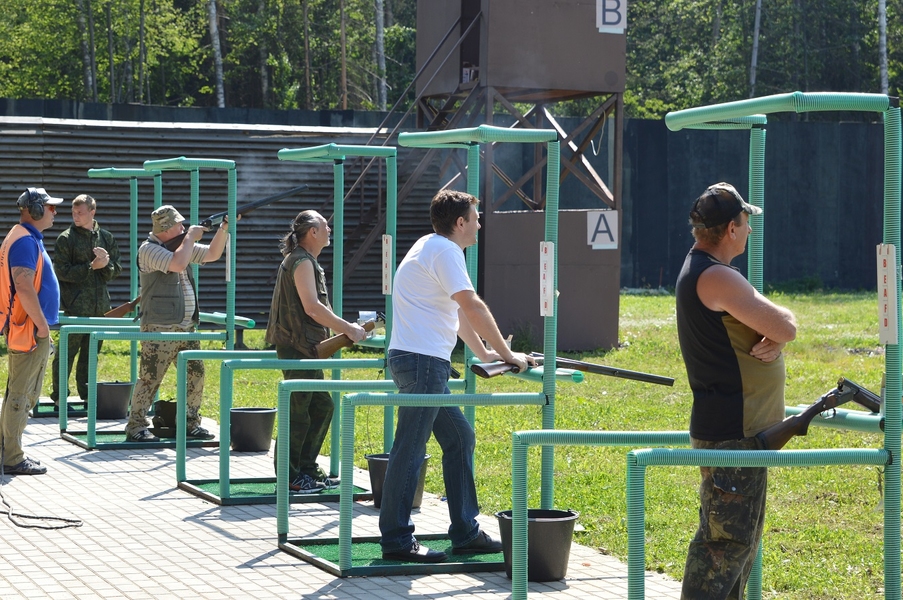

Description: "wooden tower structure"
413 0 626 350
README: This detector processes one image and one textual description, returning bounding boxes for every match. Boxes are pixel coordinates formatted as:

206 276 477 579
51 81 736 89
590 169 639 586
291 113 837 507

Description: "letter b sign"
597 0 627 34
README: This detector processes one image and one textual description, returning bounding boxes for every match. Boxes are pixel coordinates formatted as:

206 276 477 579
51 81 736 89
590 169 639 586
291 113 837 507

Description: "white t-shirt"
388 233 474 360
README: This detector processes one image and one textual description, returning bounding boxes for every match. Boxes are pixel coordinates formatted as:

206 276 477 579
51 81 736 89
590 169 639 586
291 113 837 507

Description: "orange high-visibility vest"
0 224 43 353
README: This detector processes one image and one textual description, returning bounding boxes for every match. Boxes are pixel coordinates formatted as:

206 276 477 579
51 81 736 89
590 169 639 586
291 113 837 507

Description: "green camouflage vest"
265 246 330 358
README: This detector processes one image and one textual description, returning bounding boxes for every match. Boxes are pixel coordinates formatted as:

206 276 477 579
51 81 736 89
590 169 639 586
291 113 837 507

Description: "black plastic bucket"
496 508 579 582
95 381 133 420
364 453 430 509
230 407 277 452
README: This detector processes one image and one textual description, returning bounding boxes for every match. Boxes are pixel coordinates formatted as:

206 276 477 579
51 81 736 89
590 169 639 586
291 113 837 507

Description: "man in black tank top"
675 183 798 599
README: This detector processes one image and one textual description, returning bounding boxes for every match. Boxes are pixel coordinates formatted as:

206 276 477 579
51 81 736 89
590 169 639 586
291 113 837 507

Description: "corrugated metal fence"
0 118 440 327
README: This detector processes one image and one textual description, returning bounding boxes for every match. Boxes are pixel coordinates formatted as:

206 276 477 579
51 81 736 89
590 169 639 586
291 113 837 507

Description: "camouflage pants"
681 436 767 600
272 345 333 482
125 323 204 436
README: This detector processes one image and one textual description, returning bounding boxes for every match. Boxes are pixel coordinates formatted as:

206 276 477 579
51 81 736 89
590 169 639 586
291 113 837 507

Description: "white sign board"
540 241 555 317
381 234 392 295
878 244 898 345
597 0 627 34
587 210 619 250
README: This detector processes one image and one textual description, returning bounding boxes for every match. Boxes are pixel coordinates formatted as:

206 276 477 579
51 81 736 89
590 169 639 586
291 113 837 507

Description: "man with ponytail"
265 210 366 493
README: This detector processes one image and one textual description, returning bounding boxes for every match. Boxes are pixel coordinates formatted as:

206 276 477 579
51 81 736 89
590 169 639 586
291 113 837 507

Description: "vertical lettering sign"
540 241 555 317
597 0 627 34
877 244 898 345
587 210 619 249
382 234 392 295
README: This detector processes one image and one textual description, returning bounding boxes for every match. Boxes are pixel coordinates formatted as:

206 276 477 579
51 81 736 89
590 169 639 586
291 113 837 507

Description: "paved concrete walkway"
0 408 682 599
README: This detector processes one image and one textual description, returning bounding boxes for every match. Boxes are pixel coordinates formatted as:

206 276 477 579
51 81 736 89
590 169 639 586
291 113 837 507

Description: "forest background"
1 0 901 119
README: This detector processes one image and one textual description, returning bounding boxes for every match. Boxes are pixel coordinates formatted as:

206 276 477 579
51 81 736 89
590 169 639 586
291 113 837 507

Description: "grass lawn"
34 290 888 599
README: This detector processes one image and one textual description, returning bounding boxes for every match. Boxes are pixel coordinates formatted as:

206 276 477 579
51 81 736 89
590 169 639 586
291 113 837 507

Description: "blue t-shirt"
8 223 60 326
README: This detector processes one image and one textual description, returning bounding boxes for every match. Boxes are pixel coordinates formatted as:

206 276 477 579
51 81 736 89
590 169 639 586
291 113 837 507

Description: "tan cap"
151 205 185 234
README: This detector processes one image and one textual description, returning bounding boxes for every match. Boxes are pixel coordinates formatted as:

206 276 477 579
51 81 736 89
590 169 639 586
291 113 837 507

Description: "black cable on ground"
1 446 83 530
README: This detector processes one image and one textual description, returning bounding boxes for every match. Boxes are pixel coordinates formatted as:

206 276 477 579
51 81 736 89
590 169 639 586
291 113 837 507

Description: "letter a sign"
587 210 619 250
597 0 627 34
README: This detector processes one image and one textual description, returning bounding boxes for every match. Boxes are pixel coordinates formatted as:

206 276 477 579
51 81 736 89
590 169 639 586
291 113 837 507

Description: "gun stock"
756 385 853 450
104 296 140 318
470 362 520 378
315 317 382 359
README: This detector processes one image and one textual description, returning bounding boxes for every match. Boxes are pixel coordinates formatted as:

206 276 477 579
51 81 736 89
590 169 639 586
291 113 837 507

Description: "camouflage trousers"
272 345 333 482
125 323 204 436
681 436 768 600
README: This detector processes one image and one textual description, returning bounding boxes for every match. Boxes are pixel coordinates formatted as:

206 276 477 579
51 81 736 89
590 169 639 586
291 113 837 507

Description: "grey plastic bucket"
230 407 276 452
364 453 430 509
496 508 579 582
95 381 133 420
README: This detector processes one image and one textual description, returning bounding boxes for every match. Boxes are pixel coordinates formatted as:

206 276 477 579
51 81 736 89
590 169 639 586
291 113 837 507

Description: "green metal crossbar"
276 389 546 577
508 430 689 599
142 156 239 348
75 330 226 448
626 448 891 600
172 353 391 496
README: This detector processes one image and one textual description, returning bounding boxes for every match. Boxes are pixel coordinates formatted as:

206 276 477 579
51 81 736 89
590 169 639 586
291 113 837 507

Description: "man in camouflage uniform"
675 183 798 599
265 210 366 493
123 205 230 442
51 194 122 408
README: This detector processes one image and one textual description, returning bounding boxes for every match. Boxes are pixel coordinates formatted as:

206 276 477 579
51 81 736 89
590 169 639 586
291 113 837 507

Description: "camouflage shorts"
681 436 767 600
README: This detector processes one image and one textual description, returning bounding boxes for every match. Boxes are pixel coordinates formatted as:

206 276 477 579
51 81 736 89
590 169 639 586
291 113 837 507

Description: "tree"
207 0 226 107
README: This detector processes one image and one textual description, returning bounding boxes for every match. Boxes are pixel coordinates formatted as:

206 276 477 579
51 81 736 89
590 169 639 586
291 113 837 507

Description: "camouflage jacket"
54 221 122 316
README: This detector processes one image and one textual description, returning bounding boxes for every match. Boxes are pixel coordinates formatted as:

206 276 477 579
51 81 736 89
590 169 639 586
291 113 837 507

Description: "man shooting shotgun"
105 184 307 318
471 352 674 386
122 204 232 443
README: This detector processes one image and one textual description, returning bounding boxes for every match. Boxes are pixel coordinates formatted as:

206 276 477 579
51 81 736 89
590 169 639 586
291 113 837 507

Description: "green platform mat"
179 478 373 505
61 430 219 450
281 534 506 577
33 401 88 418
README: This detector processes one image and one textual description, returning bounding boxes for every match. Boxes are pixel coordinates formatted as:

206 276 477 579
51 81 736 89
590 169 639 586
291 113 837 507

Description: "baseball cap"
689 182 762 229
151 205 186 234
17 187 64 208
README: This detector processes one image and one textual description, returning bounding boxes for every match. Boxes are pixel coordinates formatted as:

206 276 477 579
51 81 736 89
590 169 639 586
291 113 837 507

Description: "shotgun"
160 183 309 250
104 296 140 318
756 377 882 450
315 312 386 359
471 352 675 386
105 184 309 318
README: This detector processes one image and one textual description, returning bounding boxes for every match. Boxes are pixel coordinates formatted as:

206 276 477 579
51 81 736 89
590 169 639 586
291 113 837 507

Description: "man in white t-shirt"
379 189 532 563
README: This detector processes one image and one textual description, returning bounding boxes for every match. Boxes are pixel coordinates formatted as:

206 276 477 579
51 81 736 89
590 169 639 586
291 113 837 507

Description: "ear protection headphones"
17 187 46 220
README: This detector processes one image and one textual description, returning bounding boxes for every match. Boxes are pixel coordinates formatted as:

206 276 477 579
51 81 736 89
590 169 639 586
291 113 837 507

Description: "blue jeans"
379 350 480 553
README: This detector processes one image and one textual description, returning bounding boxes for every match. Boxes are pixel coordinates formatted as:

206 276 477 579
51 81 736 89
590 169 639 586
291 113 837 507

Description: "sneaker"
186 426 214 440
315 467 340 489
382 539 448 563
451 530 503 555
289 473 326 494
126 429 160 443
5 457 47 475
